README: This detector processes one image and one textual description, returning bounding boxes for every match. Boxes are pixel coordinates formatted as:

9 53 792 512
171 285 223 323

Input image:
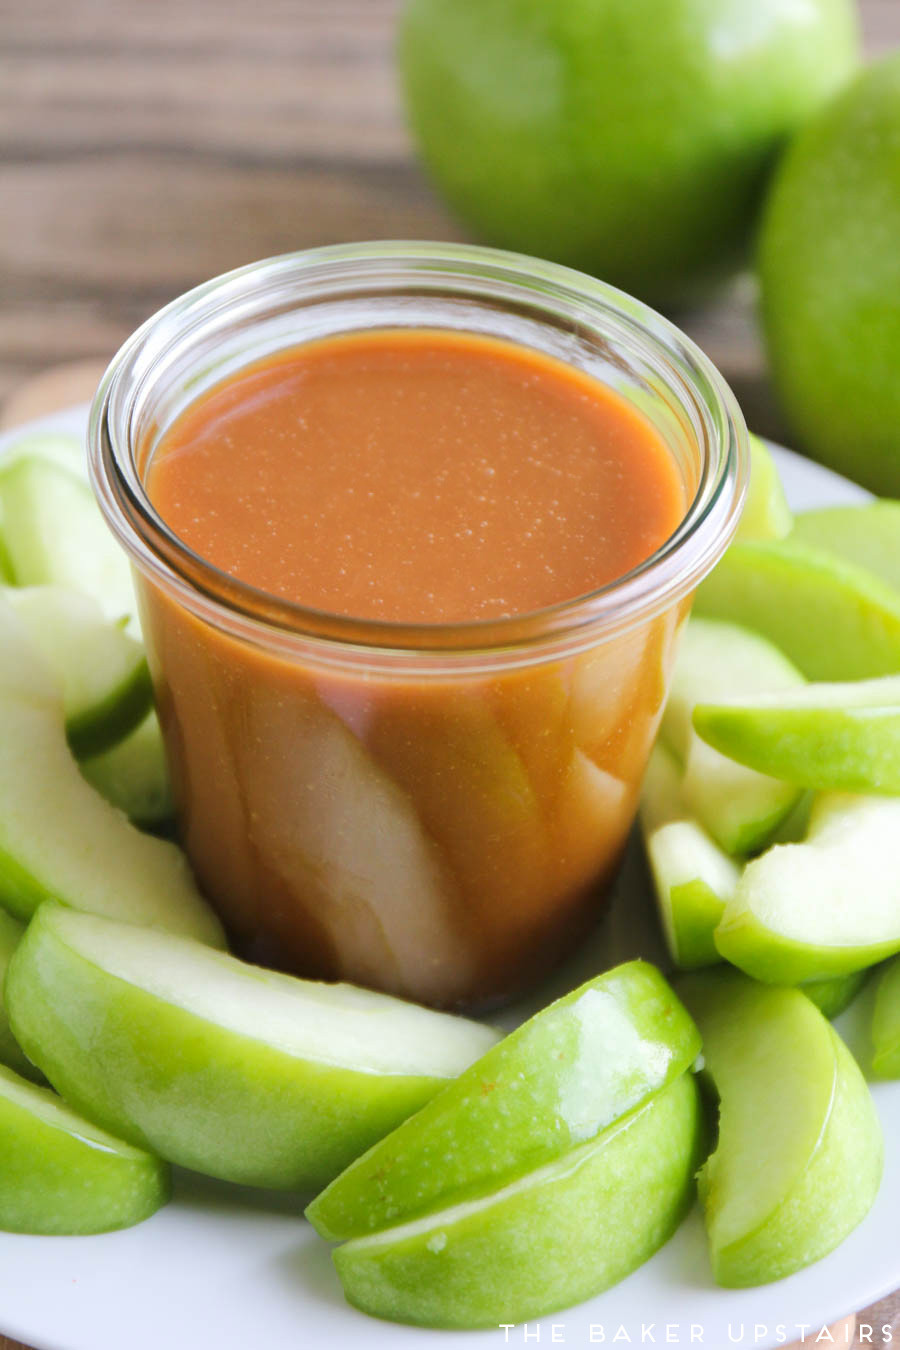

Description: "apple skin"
0 1062 169 1234
5 905 500 1191
332 1073 703 1329
693 675 900 794
872 957 900 1078
759 53 900 496
307 960 700 1241
694 538 900 680
678 969 882 1288
715 793 900 984
400 0 858 306
804 969 868 1022
0 910 40 1082
792 503 900 594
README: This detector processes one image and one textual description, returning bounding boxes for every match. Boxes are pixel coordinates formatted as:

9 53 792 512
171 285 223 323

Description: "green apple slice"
679 969 883 1288
5 905 501 1191
80 710 175 828
0 595 222 944
792 502 900 594
803 970 869 1022
0 1062 169 1234
735 437 792 542
0 430 87 480
694 675 900 794
307 960 700 1241
639 745 737 970
332 1073 703 1329
8 586 152 757
0 455 138 630
694 538 900 680
715 793 900 983
0 910 38 1081
871 956 900 1078
660 618 804 854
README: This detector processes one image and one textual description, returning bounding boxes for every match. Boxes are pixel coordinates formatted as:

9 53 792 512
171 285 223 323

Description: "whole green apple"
760 52 900 494
399 0 858 306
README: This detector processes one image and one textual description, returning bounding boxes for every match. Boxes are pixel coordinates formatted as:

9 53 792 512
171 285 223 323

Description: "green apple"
308 959 700 1241
5 904 501 1191
0 1061 169 1234
793 503 900 593
0 594 223 944
332 1073 702 1328
759 52 900 495
803 969 868 1022
660 618 804 854
0 910 38 1081
871 956 900 1078
7 586 151 757
79 710 174 829
715 793 900 984
694 675 900 793
0 430 87 481
736 437 792 542
694 537 900 679
399 0 857 306
0 455 138 629
678 969 882 1288
639 745 737 969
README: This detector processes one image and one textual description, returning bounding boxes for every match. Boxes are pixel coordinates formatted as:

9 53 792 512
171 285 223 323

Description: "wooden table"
2 1 899 1346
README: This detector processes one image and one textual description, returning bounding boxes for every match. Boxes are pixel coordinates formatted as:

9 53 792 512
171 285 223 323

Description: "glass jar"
89 242 747 1009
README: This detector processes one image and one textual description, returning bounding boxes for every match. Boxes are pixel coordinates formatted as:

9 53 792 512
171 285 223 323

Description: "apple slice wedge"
735 436 792 542
8 586 152 758
694 537 900 679
330 1074 702 1329
872 956 900 1078
79 710 174 828
5 904 501 1191
659 618 804 854
0 1061 169 1234
639 745 738 970
307 960 701 1242
0 455 138 630
693 675 900 794
792 502 900 594
715 793 900 983
0 910 38 1081
0 594 222 943
803 969 869 1021
678 969 883 1288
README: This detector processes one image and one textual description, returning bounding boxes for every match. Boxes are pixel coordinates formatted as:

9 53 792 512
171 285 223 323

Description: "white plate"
0 410 893 1350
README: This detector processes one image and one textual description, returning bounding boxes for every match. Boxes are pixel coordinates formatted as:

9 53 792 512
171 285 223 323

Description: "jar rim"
88 241 748 672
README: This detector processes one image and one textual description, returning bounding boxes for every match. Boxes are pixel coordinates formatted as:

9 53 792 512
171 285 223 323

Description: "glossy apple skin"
678 970 882 1288
0 1063 169 1234
872 956 900 1078
804 969 868 1022
693 675 900 794
0 910 40 1081
760 54 900 496
308 960 700 1241
333 1073 703 1329
715 793 900 984
695 538 900 680
735 437 793 543
5 905 500 1191
400 0 857 306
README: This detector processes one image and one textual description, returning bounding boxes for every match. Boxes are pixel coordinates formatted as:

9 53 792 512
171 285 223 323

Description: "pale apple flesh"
678 969 882 1288
792 503 900 594
715 793 900 983
0 1061 170 1234
307 960 701 1242
693 674 900 793
79 710 174 828
6 905 501 1191
333 1074 703 1329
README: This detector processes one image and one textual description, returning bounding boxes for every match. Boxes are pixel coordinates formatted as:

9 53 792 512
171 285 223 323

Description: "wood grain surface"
2 1 900 1347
